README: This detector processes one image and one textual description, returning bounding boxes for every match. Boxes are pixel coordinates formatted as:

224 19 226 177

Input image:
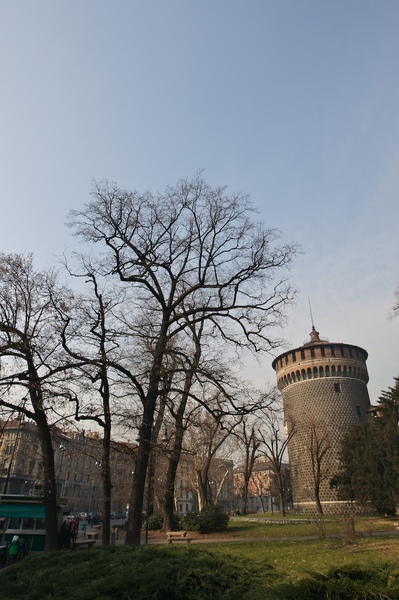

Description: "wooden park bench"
72 538 96 550
166 531 192 544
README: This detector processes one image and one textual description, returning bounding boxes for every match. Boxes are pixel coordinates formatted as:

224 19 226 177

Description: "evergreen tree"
332 377 399 516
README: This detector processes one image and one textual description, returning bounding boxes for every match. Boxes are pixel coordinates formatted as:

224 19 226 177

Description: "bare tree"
391 286 399 319
157 333 202 532
185 398 240 511
68 174 298 546
258 397 295 516
307 421 332 516
235 417 262 515
58 263 131 546
0 253 79 551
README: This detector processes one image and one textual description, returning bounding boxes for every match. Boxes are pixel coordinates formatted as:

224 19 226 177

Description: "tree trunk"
162 431 183 532
197 470 209 511
241 476 249 515
125 398 156 547
101 425 112 546
314 479 323 515
35 410 59 552
275 472 286 516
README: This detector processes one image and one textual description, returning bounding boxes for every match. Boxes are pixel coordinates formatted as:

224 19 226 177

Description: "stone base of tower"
293 501 374 516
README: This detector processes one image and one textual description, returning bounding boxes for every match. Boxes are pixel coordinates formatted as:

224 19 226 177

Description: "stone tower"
272 326 371 514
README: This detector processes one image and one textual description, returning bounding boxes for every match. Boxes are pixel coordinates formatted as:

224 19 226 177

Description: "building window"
300 349 305 360
310 348 315 358
292 352 296 362
356 406 361 416
320 346 325 357
334 383 341 393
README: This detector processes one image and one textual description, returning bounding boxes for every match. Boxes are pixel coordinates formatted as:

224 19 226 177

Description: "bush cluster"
3 545 398 600
141 505 230 533
143 510 180 530
183 505 230 533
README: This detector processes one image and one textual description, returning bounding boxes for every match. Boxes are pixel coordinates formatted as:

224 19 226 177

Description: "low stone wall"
230 517 330 525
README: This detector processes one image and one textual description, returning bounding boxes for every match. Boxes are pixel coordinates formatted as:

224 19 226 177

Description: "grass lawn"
206 535 399 581
224 513 396 539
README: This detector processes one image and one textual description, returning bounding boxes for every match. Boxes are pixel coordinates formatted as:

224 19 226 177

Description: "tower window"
310 348 315 358
331 345 336 357
300 349 305 360
334 383 341 393
320 346 325 357
292 352 296 362
356 405 361 416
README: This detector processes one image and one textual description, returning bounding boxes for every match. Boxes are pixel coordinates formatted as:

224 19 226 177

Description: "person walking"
8 536 19 564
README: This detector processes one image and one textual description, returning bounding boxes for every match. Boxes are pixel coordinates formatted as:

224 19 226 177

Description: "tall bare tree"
258 397 295 516
186 398 240 511
307 421 332 516
58 262 131 546
0 253 78 551
68 174 298 546
235 417 262 515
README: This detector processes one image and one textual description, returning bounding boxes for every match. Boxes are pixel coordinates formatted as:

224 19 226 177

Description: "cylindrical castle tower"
272 326 371 514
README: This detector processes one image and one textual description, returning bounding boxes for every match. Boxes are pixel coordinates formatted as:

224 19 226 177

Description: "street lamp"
56 444 66 496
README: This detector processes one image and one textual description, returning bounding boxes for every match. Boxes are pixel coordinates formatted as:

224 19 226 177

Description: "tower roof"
304 325 329 345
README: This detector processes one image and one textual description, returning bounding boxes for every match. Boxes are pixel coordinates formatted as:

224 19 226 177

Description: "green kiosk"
0 494 69 551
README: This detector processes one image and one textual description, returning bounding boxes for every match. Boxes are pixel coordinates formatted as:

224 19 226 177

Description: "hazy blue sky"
1 1 398 401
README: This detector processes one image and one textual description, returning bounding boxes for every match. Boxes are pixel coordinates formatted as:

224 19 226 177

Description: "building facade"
0 419 136 516
0 419 234 517
234 460 274 513
272 326 371 514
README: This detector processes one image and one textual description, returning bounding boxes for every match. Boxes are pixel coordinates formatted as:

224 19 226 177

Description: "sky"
1 0 398 403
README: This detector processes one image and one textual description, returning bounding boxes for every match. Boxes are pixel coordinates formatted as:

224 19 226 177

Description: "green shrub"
0 545 275 600
277 563 399 599
199 505 230 533
182 511 202 532
146 510 164 530
143 510 181 530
